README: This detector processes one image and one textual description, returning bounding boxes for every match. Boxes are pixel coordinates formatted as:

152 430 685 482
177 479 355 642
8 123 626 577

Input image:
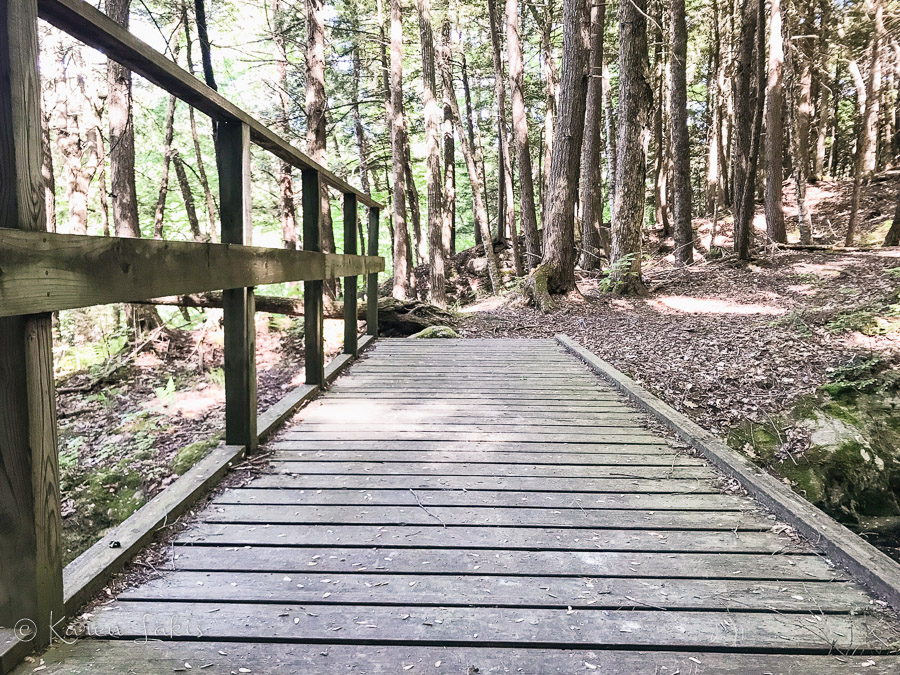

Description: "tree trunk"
578 0 605 271
529 0 588 307
731 0 763 260
441 19 456 257
506 0 540 268
847 0 884 246
438 31 501 293
487 0 523 275
531 0 559 228
107 0 162 333
306 0 338 298
652 11 670 239
171 149 204 241
193 0 217 91
764 0 786 244
812 0 832 181
153 94 178 239
602 58 616 232
403 131 423 276
610 0 651 293
271 0 298 249
784 12 812 245
388 0 411 298
183 2 218 238
706 1 721 215
350 0 371 199
669 0 693 264
40 109 56 233
461 51 489 245
416 0 446 306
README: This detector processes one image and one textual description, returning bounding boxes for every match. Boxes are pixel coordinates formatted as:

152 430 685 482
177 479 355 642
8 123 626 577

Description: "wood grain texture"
0 230 383 317
342 193 358 356
0 0 63 653
366 207 379 337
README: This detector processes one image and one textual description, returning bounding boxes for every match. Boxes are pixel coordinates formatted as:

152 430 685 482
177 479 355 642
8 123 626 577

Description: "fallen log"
135 293 456 336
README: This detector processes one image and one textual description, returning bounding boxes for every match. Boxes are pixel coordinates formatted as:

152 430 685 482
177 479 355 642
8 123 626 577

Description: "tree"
388 0 411 298
527 0 588 310
506 0 540 268
416 0 446 306
846 0 884 246
669 0 694 264
306 0 338 298
609 0 651 294
271 0 298 249
764 0 786 244
441 19 456 256
578 0 605 271
731 0 764 260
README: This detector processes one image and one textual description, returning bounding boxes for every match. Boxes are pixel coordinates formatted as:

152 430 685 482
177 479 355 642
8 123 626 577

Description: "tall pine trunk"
506 0 540 268
764 0 786 243
578 0 605 270
441 19 456 256
389 0 411 298
670 0 694 264
272 0 298 249
416 0 446 306
610 0 651 294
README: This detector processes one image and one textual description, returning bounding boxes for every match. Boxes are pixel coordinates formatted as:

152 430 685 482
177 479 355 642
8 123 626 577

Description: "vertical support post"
0 0 63 647
343 193 359 356
366 207 380 337
217 121 257 452
303 169 325 386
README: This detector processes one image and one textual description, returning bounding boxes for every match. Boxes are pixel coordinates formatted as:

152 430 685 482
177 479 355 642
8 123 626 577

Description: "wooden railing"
0 0 384 652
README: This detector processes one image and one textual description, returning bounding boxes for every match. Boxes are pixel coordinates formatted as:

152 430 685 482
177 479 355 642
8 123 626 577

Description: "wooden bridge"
10 338 900 673
4 1 900 672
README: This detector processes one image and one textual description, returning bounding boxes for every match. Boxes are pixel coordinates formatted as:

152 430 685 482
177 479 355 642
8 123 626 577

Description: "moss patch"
171 434 222 475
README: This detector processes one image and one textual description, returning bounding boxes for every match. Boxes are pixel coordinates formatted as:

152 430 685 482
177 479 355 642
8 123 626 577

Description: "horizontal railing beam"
36 0 382 210
0 230 384 317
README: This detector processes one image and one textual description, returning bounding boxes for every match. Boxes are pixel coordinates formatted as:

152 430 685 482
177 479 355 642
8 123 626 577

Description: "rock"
408 326 459 339
466 257 488 275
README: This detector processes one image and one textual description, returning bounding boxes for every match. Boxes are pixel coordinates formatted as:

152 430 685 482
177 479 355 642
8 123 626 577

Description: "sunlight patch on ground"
161 386 225 419
647 296 787 316
460 295 510 312
789 262 844 278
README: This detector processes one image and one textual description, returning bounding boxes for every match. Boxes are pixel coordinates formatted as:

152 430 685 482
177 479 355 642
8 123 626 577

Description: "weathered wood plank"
0 0 63 653
218 121 257 451
201 504 769 529
118 571 870 613
0 230 384 317
251 473 719 492
24 642 900 675
303 168 325 386
213 488 750 510
268 440 677 454
176 525 808 554
268 451 701 466
35 0 382 209
366 207 379 337
342 192 358 356
265 461 713 479
86 602 892 650
279 431 664 444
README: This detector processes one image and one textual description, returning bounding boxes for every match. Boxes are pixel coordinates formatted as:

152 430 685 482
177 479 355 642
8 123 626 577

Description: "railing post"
0 0 63 648
217 121 257 452
367 207 380 337
303 169 325 386
343 193 359 356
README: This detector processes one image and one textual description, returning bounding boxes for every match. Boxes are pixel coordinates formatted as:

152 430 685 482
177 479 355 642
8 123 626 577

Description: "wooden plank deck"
19 339 900 673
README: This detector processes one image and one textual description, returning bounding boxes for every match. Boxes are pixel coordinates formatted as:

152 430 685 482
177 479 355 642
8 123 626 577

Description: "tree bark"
731 0 763 260
416 0 447 306
784 11 812 245
529 0 589 307
610 0 651 293
193 0 217 91
847 0 884 246
487 0 523 275
388 0 411 298
438 31 501 292
461 51 489 245
271 0 298 249
306 0 338 298
506 0 540 268
884 186 900 246
441 20 456 257
531 0 559 228
669 0 694 264
764 0 786 243
578 0 606 270
171 149 204 241
40 108 56 233
153 95 178 239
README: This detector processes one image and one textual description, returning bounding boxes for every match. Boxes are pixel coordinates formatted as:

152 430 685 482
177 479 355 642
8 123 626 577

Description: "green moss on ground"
171 434 222 475
728 355 900 540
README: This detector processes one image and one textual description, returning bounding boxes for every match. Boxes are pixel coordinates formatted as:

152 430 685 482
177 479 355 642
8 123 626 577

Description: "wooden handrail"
0 230 385 318
36 0 383 210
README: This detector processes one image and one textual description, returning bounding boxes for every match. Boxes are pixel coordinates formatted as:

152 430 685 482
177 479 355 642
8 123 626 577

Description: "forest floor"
54 172 900 565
